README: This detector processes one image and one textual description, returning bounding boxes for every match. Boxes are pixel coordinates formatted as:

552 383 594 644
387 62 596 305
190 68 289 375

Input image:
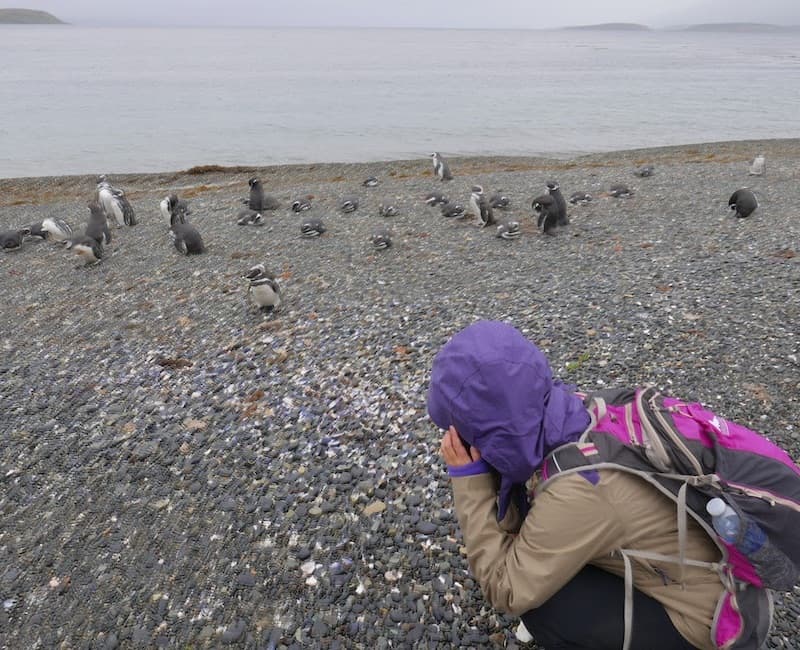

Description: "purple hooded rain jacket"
427 320 591 520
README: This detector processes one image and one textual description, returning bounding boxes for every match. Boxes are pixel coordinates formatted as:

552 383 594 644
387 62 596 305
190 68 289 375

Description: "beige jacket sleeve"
451 472 625 615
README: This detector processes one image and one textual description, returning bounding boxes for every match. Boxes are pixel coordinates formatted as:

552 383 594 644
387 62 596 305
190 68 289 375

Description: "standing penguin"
546 181 569 226
86 201 112 246
728 188 759 218
160 194 191 225
242 264 281 312
245 177 280 211
749 154 766 176
430 152 453 181
470 185 495 228
169 211 205 254
96 175 136 227
532 194 559 236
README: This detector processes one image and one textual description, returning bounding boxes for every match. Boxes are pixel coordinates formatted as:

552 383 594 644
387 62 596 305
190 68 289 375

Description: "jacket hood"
427 320 590 519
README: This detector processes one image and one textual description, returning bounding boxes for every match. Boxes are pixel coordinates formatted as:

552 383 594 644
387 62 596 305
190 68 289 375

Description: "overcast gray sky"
21 0 800 28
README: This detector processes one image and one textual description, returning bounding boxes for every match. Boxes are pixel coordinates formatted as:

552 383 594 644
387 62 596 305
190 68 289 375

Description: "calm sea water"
0 26 798 178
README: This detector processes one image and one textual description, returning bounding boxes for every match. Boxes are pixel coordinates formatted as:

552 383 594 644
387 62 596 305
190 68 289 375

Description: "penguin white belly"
160 199 171 224
251 283 280 308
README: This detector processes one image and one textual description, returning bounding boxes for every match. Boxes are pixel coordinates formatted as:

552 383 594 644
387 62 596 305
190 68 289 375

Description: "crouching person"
428 320 795 650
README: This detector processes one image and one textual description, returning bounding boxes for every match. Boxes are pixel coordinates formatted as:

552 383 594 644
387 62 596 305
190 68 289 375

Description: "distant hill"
680 22 800 32
0 8 65 24
563 23 651 31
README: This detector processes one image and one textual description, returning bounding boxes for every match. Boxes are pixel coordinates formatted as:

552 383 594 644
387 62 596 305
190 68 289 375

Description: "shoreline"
1 138 797 201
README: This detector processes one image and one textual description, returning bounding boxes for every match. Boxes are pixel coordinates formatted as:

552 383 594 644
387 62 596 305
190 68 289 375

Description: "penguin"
86 201 112 246
24 222 47 241
242 263 281 312
430 152 453 181
236 209 264 226
340 197 359 213
569 191 593 206
532 194 559 235
362 176 379 187
379 203 398 217
440 201 466 219
634 165 655 178
160 194 191 225
370 227 392 250
245 178 280 211
546 181 569 226
300 217 326 238
96 176 136 227
169 211 204 254
749 154 766 176
0 228 30 251
489 191 511 209
496 221 521 240
470 185 495 228
40 217 73 242
424 192 448 206
728 188 758 218
609 184 634 198
291 199 312 212
64 235 103 265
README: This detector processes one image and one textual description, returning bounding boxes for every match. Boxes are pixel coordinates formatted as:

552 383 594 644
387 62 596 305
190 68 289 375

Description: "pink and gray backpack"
537 386 800 650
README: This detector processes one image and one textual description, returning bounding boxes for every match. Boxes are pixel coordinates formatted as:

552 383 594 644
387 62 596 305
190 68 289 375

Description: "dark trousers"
521 565 698 650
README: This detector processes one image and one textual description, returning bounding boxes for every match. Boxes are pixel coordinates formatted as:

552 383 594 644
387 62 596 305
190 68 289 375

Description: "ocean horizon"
1 25 798 179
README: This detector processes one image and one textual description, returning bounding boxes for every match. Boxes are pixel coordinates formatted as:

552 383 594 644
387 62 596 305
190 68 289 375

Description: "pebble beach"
1 139 798 649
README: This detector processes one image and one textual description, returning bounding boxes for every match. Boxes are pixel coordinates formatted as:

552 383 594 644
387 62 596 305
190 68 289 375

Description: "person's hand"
440 426 481 466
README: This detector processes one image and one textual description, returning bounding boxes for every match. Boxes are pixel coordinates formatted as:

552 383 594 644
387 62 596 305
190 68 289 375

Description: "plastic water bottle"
706 497 767 555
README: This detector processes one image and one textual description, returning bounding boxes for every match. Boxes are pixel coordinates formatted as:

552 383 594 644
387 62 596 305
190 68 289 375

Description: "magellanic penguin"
728 188 759 218
424 192 448 206
470 185 495 228
291 198 312 212
236 209 264 226
242 263 281 312
300 217 326 238
160 194 191 226
41 217 73 242
430 152 453 181
86 201 112 246
749 154 766 176
379 203 398 217
340 196 359 213
532 194 559 236
440 201 466 219
569 191 593 206
370 227 392 250
64 234 103 266
245 177 280 211
96 175 136 227
489 191 511 210
609 184 634 198
546 181 569 226
24 222 47 241
169 211 205 254
496 221 521 240
0 228 30 251
634 165 655 178
362 176 379 187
